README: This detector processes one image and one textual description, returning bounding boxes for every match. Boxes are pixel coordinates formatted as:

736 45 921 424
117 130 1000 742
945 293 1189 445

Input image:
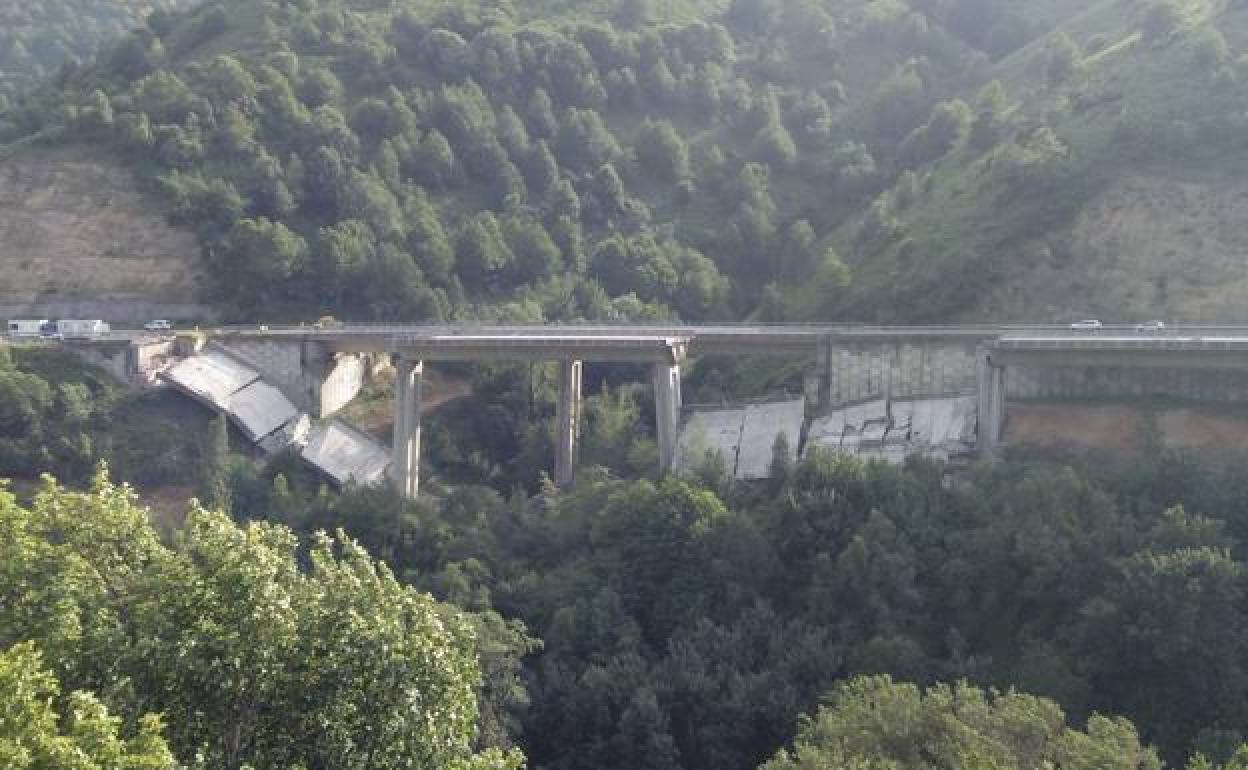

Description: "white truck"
56 319 111 339
6 319 49 337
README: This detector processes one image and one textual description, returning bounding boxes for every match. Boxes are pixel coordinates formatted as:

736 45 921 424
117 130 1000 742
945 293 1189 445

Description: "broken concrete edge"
300 418 391 488
161 347 390 490
676 393 982 479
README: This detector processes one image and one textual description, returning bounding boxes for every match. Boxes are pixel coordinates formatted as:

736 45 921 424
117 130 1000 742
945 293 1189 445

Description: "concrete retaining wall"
821 340 981 406
1007 365 1248 402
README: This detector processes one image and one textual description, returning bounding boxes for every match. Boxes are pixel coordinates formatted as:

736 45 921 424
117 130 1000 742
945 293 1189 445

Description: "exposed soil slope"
978 174 1248 322
0 145 212 322
1005 401 1248 463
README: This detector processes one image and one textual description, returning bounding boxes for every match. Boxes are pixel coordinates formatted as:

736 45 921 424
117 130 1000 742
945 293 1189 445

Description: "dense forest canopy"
0 0 193 103
5 0 1246 322
12 448 1248 769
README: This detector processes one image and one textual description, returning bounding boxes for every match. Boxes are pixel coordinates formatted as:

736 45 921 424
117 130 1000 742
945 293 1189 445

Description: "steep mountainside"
0 0 194 103
826 0 1248 321
1 0 1246 324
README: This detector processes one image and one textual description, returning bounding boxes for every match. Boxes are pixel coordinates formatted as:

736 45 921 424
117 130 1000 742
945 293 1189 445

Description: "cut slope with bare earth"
977 174 1248 323
0 146 213 322
1005 402 1248 463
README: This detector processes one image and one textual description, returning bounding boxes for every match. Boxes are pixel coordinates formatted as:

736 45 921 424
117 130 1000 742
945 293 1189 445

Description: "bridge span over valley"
47 322 1248 497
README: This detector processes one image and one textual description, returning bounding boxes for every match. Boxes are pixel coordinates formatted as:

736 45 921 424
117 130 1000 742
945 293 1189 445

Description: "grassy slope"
803 0 1248 321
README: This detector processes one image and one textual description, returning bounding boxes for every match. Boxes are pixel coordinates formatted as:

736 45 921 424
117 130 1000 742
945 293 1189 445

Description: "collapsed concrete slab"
228 380 301 443
258 414 311 455
676 397 805 480
301 419 391 487
736 399 805 480
162 347 260 412
676 406 745 473
806 395 977 463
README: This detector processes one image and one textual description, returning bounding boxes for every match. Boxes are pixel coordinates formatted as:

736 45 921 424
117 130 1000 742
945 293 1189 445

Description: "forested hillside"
5 0 1245 322
213 439 1248 770
0 0 194 104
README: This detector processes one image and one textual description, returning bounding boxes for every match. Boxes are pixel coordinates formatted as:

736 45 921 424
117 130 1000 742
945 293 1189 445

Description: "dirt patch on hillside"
341 367 473 440
1005 402 1248 461
977 174 1248 322
0 145 214 322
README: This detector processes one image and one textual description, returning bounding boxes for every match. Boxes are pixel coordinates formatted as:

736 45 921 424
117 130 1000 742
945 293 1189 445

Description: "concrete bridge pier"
976 349 1005 456
654 362 683 471
391 357 423 499
814 336 833 410
555 359 583 487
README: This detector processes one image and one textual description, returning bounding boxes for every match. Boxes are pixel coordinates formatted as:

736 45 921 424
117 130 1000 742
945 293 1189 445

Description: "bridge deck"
390 333 692 362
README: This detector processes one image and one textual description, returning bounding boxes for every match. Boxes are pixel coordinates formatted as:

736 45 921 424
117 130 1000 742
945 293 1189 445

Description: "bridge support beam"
555 359 582 487
390 358 423 499
976 350 1005 456
654 362 683 472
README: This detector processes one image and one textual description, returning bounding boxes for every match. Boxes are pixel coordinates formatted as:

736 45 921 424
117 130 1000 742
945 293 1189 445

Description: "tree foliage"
0 473 523 770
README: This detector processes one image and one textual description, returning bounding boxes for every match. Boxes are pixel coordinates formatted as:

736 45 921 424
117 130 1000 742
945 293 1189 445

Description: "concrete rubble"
806 395 977 464
161 345 389 487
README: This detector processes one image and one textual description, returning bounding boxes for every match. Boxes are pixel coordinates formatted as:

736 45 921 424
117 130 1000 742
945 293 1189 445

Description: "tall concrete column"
555 359 582 487
654 362 683 472
815 336 833 409
390 357 423 499
976 349 1006 456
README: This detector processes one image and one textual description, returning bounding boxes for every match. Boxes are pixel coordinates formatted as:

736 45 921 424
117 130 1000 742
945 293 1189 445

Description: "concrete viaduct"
71 323 1248 498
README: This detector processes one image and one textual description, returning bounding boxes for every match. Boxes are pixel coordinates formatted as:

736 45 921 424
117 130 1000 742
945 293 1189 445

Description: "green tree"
198 412 231 510
506 216 563 284
0 642 177 770
637 119 691 182
404 189 455 285
222 217 307 301
526 87 558 139
458 211 515 289
0 475 524 770
413 128 457 187
762 676 1162 770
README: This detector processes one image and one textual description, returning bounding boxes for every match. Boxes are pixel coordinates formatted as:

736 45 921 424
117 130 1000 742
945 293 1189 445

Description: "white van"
6 319 49 337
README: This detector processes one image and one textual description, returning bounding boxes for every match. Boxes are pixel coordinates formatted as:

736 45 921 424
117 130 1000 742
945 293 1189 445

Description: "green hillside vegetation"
0 0 195 106
0 346 213 490
825 0 1248 319
14 466 1248 770
8 0 1232 323
213 438 1248 770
